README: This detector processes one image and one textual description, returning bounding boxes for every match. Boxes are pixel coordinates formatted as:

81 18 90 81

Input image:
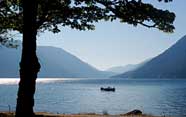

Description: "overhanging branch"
138 22 157 28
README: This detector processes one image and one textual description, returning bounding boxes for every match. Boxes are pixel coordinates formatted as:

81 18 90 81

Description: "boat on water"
100 87 115 92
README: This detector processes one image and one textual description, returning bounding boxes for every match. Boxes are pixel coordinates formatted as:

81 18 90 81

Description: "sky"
37 0 186 70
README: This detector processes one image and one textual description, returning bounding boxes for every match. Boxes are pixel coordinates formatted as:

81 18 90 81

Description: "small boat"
100 87 115 92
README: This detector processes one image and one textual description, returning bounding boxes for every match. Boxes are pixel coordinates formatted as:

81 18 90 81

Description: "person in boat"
100 86 115 91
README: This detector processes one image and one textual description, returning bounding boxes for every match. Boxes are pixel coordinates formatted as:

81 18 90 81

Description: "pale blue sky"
37 1 186 70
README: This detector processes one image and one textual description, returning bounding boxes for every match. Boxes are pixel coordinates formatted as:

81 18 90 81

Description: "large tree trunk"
15 0 40 116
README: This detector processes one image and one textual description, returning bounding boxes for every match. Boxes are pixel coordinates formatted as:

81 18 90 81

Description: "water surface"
0 78 186 117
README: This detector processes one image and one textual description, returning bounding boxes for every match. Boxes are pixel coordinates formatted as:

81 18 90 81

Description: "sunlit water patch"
0 78 80 85
0 78 19 85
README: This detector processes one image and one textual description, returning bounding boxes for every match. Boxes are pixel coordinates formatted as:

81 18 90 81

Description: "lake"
0 78 186 117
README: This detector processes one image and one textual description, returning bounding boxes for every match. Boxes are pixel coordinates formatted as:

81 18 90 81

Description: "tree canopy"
0 0 175 43
0 0 176 116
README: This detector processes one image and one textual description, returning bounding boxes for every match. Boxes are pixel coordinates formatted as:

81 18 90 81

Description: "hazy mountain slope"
0 46 20 77
0 46 112 78
113 35 186 78
37 46 111 78
107 64 140 74
107 59 150 74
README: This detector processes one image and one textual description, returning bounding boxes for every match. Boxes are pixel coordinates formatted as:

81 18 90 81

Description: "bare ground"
0 112 165 117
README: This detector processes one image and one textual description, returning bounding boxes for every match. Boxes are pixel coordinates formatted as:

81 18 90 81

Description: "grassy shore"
0 112 164 117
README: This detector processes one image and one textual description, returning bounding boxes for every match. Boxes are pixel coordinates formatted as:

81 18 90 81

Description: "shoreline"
0 111 166 117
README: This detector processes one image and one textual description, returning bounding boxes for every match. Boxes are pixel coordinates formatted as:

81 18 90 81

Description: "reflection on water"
0 78 80 85
0 78 186 117
0 78 19 85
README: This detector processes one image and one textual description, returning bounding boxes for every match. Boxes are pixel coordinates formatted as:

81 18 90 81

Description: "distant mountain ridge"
0 45 113 78
113 35 186 78
107 64 138 74
107 59 150 74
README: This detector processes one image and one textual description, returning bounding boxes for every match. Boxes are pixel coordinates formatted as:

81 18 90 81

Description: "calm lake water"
0 78 186 117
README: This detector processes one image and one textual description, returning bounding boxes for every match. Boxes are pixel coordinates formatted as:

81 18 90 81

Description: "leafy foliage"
0 0 175 43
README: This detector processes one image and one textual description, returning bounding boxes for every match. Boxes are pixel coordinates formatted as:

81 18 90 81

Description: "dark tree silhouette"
0 0 175 116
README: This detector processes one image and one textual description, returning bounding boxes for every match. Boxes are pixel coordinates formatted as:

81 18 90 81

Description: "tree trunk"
15 0 40 116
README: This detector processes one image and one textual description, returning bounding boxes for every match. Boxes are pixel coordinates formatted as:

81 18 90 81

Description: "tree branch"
138 22 157 28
